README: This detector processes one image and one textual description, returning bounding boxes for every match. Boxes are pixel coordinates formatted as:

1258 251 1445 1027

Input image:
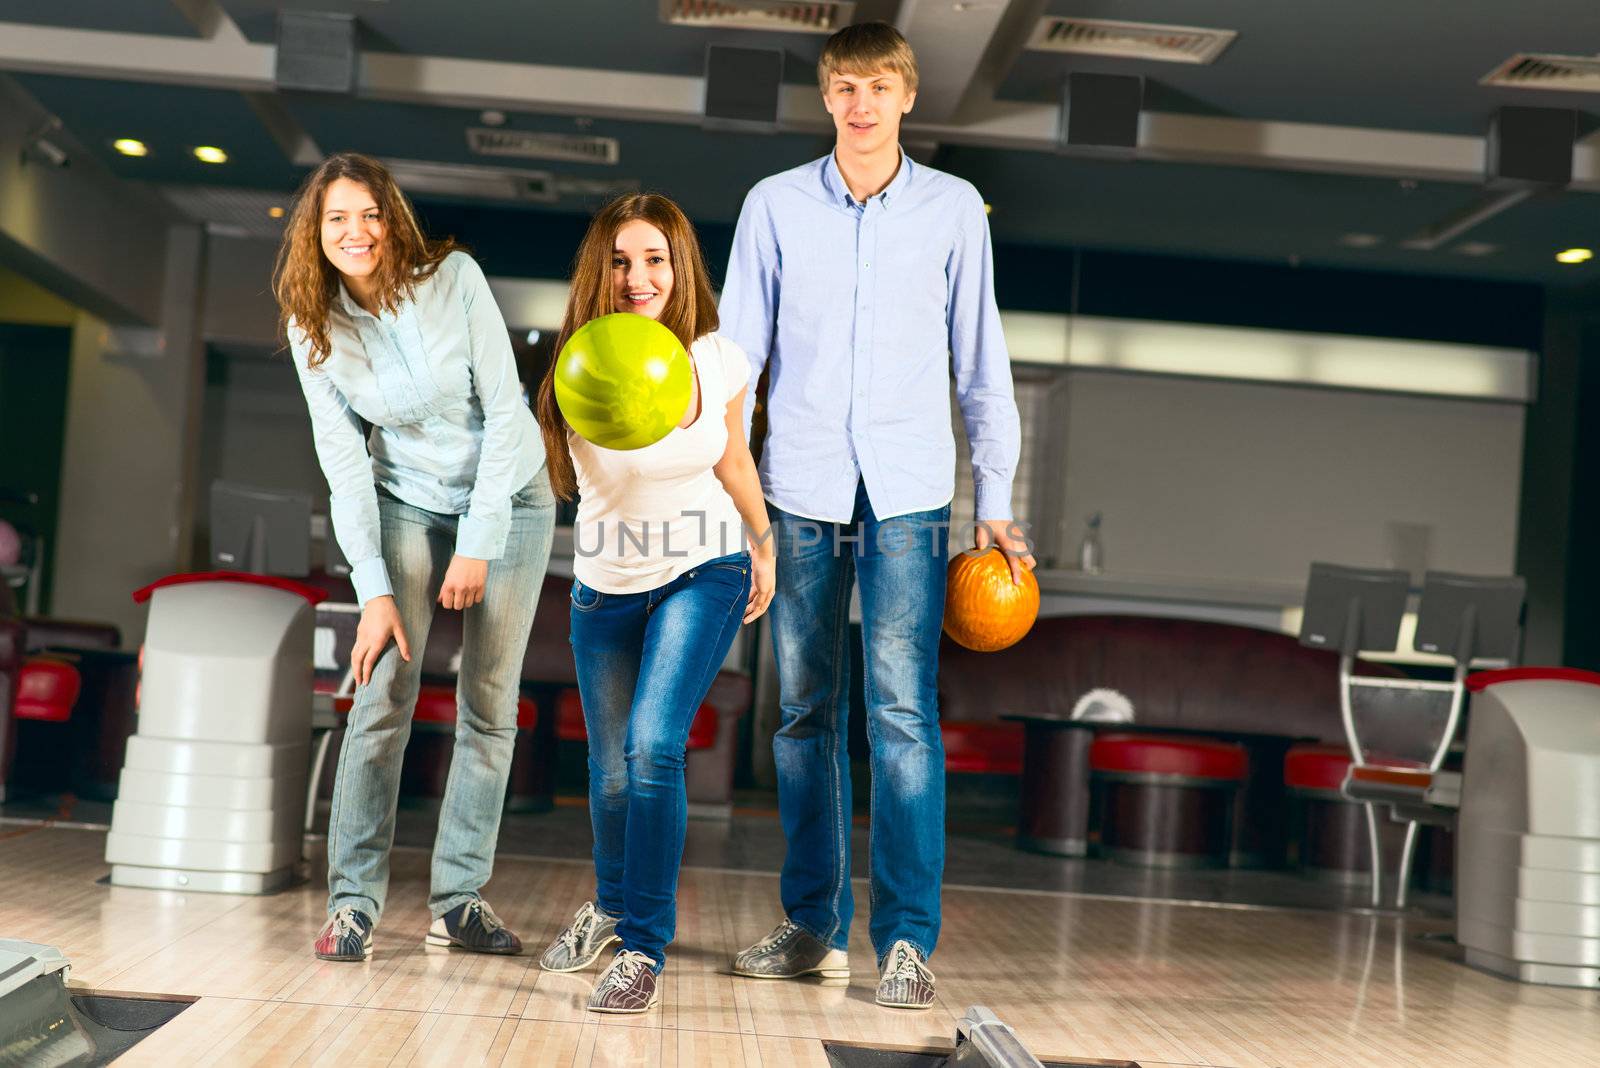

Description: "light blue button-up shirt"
720 151 1020 524
291 251 544 605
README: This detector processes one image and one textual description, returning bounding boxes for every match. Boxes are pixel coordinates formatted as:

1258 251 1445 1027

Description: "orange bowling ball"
942 548 1040 652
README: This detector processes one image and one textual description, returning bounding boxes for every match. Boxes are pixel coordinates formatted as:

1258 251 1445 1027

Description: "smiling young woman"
272 152 556 965
530 193 774 1014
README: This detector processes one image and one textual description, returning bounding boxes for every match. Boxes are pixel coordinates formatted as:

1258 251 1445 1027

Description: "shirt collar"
823 147 913 209
336 279 366 319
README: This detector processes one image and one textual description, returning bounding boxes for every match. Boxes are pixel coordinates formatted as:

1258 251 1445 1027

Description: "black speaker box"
704 45 784 131
275 11 359 94
1487 106 1576 186
1060 73 1143 156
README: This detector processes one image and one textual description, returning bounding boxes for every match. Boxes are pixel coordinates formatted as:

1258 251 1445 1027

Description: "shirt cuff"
974 480 1015 525
455 512 508 562
351 557 394 606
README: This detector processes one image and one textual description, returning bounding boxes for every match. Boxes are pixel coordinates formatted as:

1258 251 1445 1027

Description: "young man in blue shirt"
719 22 1033 1010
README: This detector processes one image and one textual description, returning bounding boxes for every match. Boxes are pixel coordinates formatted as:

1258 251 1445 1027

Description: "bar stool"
1090 733 1249 867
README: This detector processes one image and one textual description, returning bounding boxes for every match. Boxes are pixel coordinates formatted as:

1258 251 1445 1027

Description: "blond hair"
816 22 918 94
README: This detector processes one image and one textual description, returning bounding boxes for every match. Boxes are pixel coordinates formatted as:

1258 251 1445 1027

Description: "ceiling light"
193 146 228 164
480 110 507 127
268 206 285 219
113 138 148 157
1556 247 1593 264
525 329 541 345
1338 233 1383 248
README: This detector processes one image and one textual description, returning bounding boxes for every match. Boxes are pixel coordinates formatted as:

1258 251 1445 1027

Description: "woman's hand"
352 595 411 687
744 541 776 624
439 554 488 610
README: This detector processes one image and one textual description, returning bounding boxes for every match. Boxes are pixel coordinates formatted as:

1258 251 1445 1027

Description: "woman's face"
611 219 674 321
319 177 385 281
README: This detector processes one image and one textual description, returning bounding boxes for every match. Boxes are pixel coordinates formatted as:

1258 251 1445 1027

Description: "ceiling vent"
659 1 851 34
1481 53 1600 92
467 128 620 166
387 159 558 203
385 159 639 205
1026 18 1236 65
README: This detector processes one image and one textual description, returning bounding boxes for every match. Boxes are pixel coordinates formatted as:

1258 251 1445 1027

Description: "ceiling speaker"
275 12 359 94
1487 106 1576 186
1059 72 1143 157
704 45 783 132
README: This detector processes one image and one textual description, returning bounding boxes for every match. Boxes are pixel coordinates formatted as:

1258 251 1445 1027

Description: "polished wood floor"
1 823 1597 1067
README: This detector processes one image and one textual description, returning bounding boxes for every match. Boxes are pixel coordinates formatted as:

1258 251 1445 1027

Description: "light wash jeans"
570 552 752 972
326 470 555 922
768 481 949 963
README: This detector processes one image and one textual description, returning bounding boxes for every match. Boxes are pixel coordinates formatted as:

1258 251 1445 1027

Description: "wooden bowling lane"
2 824 1598 1066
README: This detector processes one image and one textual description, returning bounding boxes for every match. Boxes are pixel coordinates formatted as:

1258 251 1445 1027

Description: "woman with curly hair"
274 152 554 962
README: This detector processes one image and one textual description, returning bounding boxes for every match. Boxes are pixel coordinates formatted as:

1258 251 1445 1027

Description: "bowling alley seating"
938 614 1405 866
0 615 131 799
1090 731 1249 866
1282 742 1425 879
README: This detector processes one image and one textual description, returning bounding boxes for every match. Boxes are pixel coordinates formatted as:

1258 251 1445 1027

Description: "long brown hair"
536 193 720 501
273 152 459 367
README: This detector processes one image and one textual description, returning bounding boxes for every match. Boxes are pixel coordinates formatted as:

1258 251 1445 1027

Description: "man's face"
822 69 915 156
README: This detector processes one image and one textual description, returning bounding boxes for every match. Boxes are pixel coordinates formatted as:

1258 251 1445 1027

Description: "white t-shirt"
571 332 751 594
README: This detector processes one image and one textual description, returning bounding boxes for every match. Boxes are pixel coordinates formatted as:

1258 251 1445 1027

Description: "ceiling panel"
0 1 201 37
216 0 827 83
14 73 305 190
1000 0 1600 135
283 94 833 223
947 146 1600 285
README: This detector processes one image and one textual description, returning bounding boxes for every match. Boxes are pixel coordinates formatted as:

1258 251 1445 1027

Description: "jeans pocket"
570 579 604 612
706 552 751 576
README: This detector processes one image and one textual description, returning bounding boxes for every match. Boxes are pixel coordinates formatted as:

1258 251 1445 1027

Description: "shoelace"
329 906 363 940
560 902 600 951
753 920 799 951
597 951 652 993
467 900 504 934
885 945 927 985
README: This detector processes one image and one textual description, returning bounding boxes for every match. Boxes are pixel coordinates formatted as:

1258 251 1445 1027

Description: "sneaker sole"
539 934 620 973
587 992 660 1014
874 994 935 1010
423 933 523 955
315 947 371 962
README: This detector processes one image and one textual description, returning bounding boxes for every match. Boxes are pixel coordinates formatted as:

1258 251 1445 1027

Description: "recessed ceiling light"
112 138 148 157
525 329 542 344
192 145 228 164
268 206 285 219
1556 247 1593 264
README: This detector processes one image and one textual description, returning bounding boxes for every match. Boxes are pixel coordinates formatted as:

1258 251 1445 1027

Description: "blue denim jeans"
570 552 752 972
326 472 556 923
768 483 948 963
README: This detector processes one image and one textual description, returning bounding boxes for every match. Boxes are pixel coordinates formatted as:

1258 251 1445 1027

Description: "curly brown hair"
535 194 719 501
273 152 458 367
